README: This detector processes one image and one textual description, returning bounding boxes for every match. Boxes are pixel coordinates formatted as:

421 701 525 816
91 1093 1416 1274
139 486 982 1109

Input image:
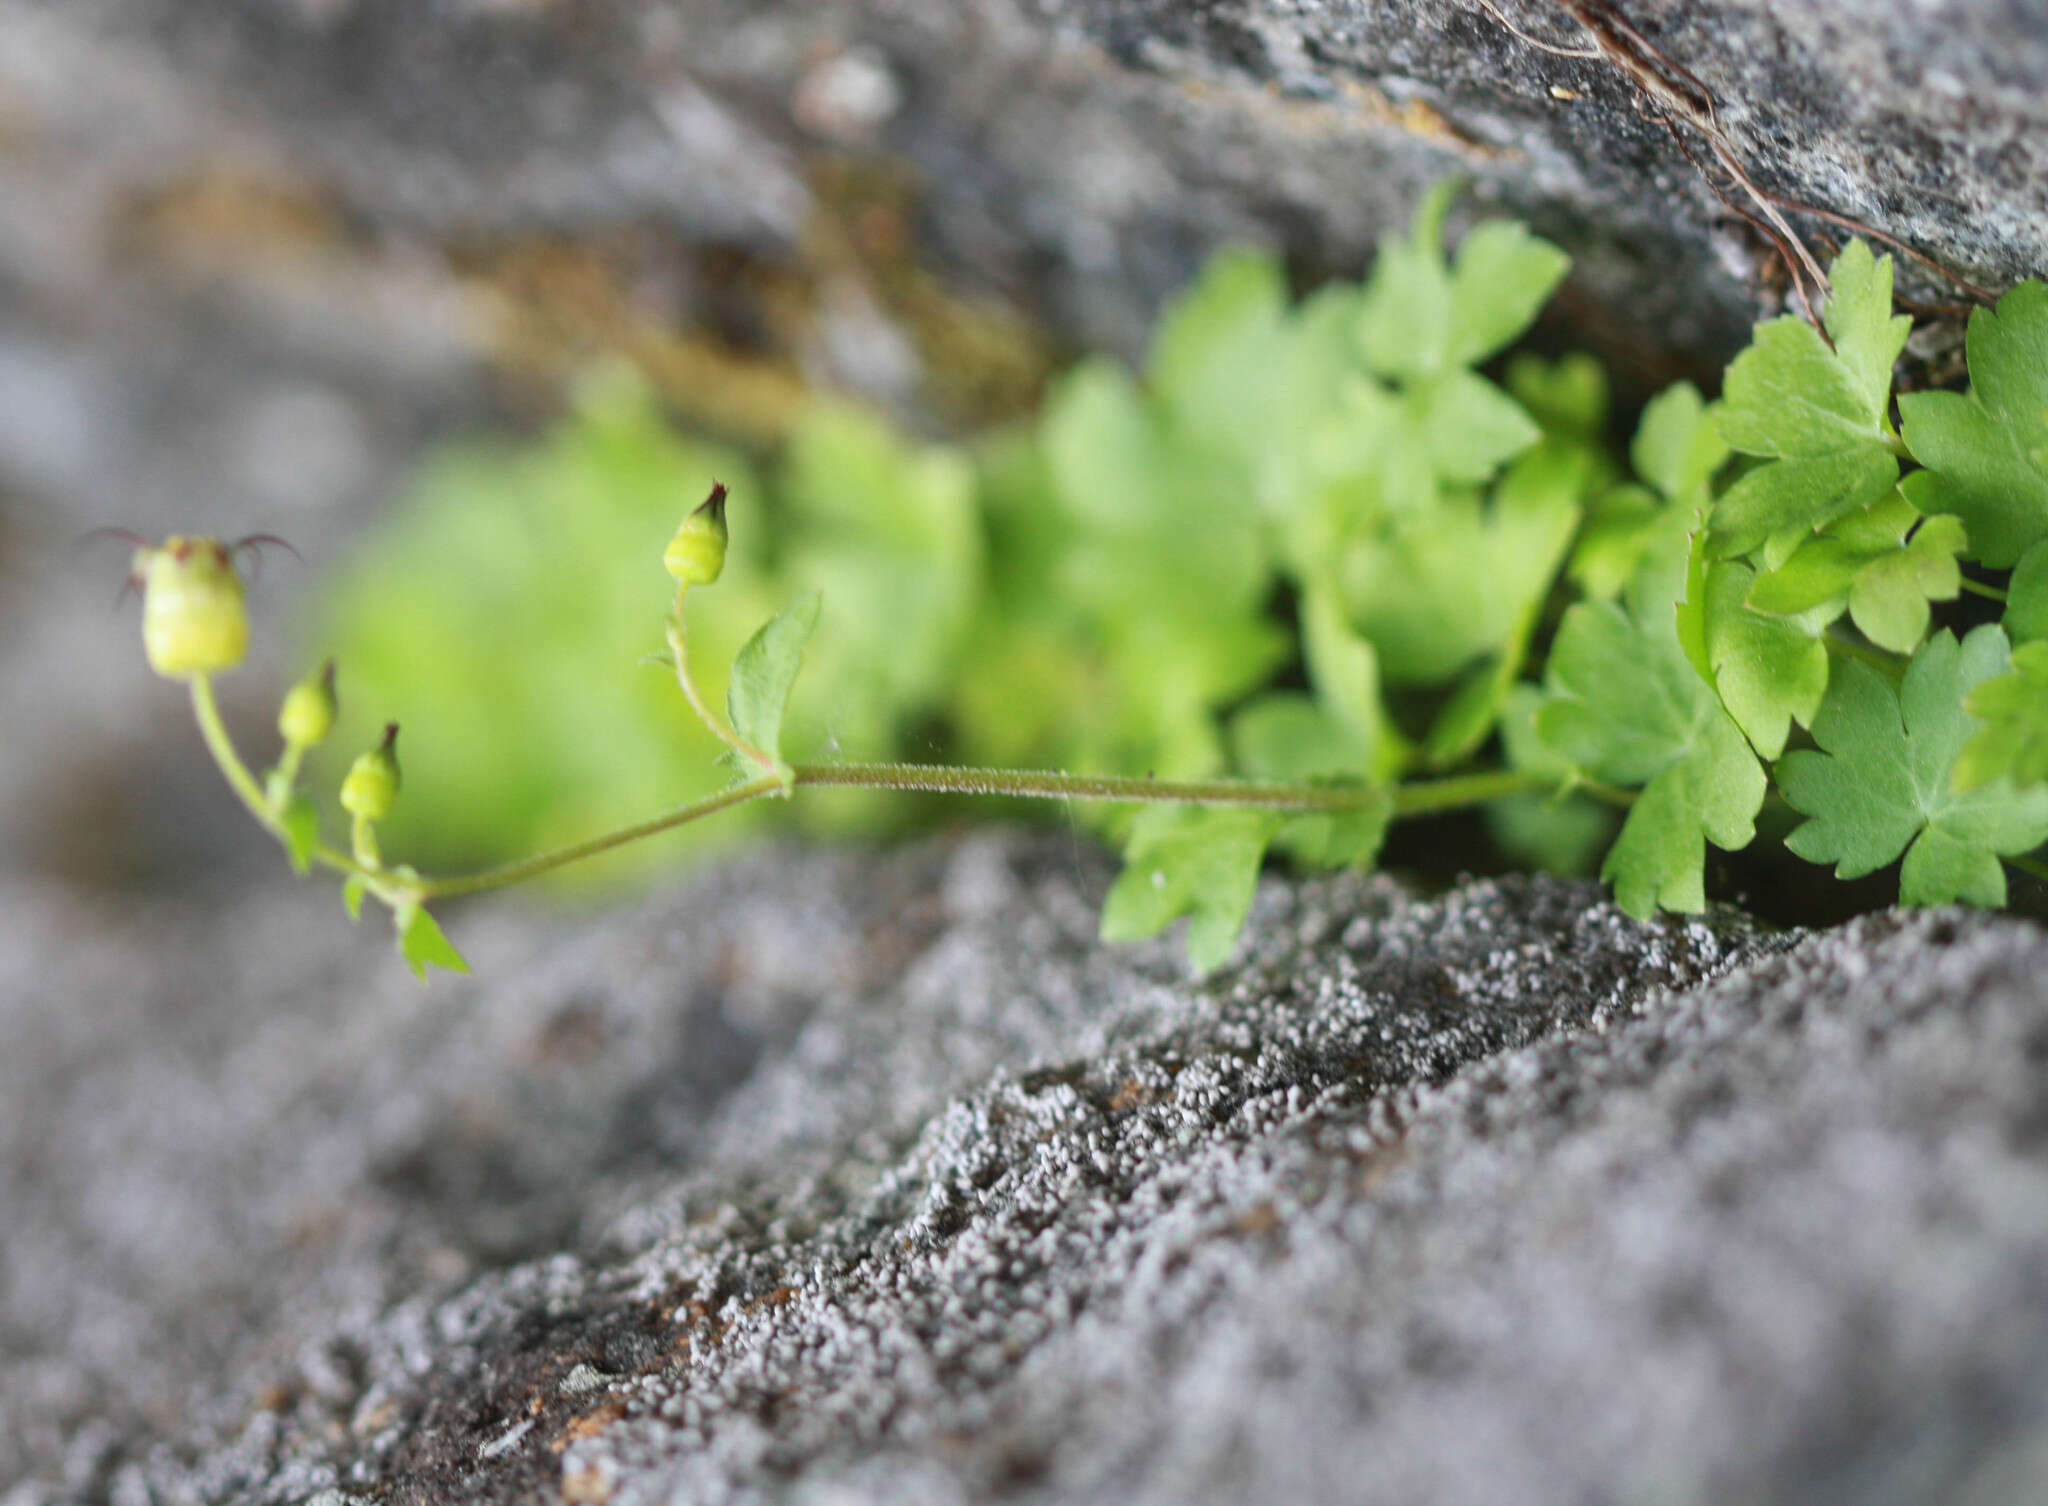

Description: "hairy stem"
416 776 784 899
195 687 1600 907
1959 577 2009 604
788 760 1404 809
414 763 1563 900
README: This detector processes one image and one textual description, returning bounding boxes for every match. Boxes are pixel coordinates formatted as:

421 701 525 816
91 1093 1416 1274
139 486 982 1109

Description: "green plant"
124 186 2048 976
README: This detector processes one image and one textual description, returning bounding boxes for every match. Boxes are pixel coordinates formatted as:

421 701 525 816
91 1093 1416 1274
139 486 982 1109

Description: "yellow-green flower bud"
278 660 338 750
139 536 249 678
339 723 401 821
663 482 729 587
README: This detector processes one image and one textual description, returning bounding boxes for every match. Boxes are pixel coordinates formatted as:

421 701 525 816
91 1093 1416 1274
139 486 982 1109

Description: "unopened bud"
278 660 338 749
340 723 401 821
663 482 729 587
139 536 249 678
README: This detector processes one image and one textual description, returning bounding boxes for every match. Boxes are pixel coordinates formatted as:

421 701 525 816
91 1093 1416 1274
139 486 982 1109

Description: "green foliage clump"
309 185 2048 972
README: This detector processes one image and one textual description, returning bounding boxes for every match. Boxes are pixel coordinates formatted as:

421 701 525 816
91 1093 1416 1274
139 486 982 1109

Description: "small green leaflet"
1416 441 1590 763
1710 241 1910 560
1487 684 1616 877
1298 580 1407 780
343 874 366 921
1745 494 1965 653
1041 358 1286 774
1344 181 1561 513
1229 694 1393 868
1899 280 2048 567
1777 626 2048 905
1571 382 1726 600
1505 352 1609 441
1536 562 1766 915
1099 805 1279 974
726 592 821 783
2004 540 2048 644
1356 181 1571 381
1633 380 1730 503
1691 555 1828 760
1955 640 2048 792
396 901 471 980
1341 441 1588 687
260 767 321 875
278 794 321 876
1147 248 1291 476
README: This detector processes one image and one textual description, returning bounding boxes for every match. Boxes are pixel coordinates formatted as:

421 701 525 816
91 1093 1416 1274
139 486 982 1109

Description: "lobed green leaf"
1778 626 2048 904
397 902 471 980
1697 558 1828 760
1746 495 1965 654
1099 805 1280 974
1446 219 1572 368
1229 695 1392 868
2004 540 2048 644
1341 440 1587 687
1956 640 2048 791
1709 243 1909 560
1536 561 1766 915
1357 181 1456 382
1899 280 2048 567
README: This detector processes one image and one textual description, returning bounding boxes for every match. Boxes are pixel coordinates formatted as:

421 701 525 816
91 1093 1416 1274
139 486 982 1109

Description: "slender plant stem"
1823 632 1902 677
351 811 379 869
416 777 784 899
788 760 1408 809
667 591 775 773
2007 853 2048 884
1959 578 2009 604
416 764 1564 900
191 674 278 829
271 743 305 811
1389 767 1553 816
197 680 1612 907
189 674 396 894
1588 780 1638 810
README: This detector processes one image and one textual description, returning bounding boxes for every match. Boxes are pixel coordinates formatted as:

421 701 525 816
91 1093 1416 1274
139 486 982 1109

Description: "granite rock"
5 834 2047 1504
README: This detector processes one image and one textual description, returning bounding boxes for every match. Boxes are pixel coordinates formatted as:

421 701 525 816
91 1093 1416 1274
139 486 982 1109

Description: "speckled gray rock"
7 0 2046 530
6 832 2048 1505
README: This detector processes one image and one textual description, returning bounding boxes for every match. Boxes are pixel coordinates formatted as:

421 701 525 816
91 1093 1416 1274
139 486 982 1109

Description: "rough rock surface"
6 833 2048 1505
8 7 2048 1502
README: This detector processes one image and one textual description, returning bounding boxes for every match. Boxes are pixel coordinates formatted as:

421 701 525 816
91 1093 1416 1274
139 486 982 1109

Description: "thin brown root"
1659 115 1823 324
1735 184 1998 303
1474 0 1603 59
